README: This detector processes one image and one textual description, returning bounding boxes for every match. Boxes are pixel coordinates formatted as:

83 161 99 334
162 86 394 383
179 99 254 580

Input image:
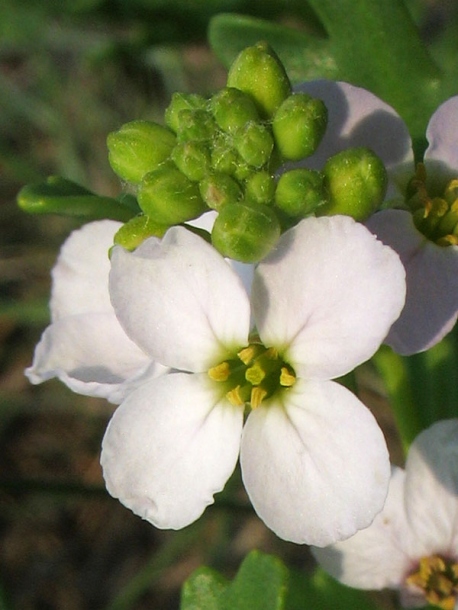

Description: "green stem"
372 345 423 453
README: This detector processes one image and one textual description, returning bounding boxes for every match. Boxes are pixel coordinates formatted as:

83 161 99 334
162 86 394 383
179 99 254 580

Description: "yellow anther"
437 234 458 247
226 385 245 407
406 555 458 610
250 386 268 409
280 366 296 387
430 197 448 218
208 361 231 381
238 344 263 365
444 179 458 205
264 347 278 360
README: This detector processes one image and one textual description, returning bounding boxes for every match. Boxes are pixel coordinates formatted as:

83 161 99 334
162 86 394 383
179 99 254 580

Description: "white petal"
403 419 458 558
312 467 411 590
367 209 458 354
26 312 153 403
425 96 458 187
101 373 243 529
253 216 406 379
50 220 121 320
293 80 414 194
240 379 390 546
109 227 251 372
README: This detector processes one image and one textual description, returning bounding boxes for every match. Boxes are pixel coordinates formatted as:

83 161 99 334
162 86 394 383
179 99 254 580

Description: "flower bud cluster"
107 42 388 262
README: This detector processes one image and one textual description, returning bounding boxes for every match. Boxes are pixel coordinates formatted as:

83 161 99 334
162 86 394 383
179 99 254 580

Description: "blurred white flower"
296 81 458 355
313 419 458 609
26 220 166 404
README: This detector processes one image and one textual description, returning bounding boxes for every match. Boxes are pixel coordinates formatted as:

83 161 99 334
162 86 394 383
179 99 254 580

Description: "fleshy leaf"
17 176 139 221
180 567 229 610
291 567 381 610
181 550 288 610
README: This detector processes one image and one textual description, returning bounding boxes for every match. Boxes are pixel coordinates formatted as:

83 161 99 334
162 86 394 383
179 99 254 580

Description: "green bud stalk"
275 169 326 217
272 93 328 161
227 42 291 119
165 92 207 134
211 202 280 263
199 173 242 211
138 162 207 224
107 121 176 185
113 215 169 251
234 122 274 169
319 147 388 221
210 87 260 134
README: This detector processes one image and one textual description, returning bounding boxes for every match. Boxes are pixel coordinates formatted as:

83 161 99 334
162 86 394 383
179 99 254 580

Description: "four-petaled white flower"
100 215 405 546
313 419 458 610
297 81 458 355
25 220 167 404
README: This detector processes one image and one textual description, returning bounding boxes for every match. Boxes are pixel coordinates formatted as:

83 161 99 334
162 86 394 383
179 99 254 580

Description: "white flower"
297 81 458 355
312 419 458 610
26 220 166 404
100 215 406 546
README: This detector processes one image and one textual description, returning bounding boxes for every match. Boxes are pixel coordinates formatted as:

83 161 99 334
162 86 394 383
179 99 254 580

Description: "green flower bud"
275 168 326 217
245 171 275 205
272 93 328 161
113 214 169 251
211 201 280 263
199 173 242 211
138 162 207 225
211 135 239 175
107 120 176 184
234 121 274 169
210 87 260 134
320 147 388 221
171 141 211 181
165 92 207 134
175 109 216 142
226 42 292 119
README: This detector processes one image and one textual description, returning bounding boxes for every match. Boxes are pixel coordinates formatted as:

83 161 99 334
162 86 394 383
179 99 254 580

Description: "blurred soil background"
0 1 455 608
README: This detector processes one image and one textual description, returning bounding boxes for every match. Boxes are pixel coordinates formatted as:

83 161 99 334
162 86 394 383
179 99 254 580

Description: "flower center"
208 340 296 409
405 554 458 610
406 163 458 246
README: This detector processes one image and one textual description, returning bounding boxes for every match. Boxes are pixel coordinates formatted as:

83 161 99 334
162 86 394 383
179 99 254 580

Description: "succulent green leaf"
17 176 138 222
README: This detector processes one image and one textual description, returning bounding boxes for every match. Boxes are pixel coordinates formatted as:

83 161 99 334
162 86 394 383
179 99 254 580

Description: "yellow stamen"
280 366 296 386
238 344 263 365
208 361 231 381
250 386 268 409
406 555 458 610
226 385 245 407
